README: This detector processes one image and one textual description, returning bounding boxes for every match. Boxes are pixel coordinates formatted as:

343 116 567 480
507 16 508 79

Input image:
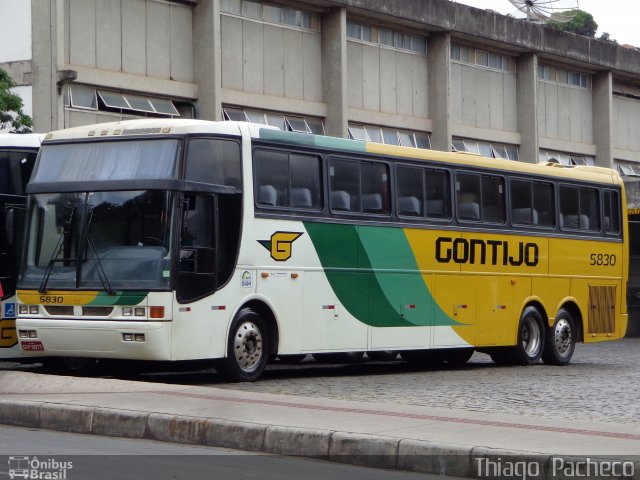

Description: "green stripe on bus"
258 128 366 153
90 292 148 306
304 222 459 328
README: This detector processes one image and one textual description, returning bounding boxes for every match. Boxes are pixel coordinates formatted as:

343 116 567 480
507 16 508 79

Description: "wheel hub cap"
233 322 263 372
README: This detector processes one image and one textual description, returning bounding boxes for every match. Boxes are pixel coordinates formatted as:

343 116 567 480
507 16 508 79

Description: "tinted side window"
255 149 321 209
396 166 450 219
185 139 241 189
603 190 620 235
559 185 600 232
397 166 424 217
511 179 554 227
330 158 389 215
457 173 504 223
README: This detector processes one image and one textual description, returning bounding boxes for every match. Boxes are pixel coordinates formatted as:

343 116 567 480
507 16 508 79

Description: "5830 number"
590 254 616 266
39 296 64 304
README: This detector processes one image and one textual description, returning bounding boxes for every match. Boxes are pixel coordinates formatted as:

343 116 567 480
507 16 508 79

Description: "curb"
0 400 638 479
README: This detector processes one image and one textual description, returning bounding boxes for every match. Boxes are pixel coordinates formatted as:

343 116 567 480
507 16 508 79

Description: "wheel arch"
521 298 549 328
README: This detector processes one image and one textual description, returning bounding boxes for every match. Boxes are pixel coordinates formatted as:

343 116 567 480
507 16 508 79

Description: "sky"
452 1 639 47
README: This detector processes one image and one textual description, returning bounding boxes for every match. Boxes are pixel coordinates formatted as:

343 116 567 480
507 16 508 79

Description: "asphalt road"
0 425 463 480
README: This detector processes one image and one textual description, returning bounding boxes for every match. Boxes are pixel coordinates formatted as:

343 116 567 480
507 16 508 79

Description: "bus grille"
82 306 114 317
588 285 616 334
44 306 74 316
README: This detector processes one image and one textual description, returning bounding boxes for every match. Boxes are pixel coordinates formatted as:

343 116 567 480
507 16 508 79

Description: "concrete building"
4 0 640 203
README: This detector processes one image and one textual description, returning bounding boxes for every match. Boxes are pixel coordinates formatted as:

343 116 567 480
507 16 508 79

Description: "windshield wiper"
39 207 77 294
81 209 115 295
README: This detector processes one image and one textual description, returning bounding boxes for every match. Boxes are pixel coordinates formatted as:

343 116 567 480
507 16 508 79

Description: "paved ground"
0 338 639 479
207 338 640 426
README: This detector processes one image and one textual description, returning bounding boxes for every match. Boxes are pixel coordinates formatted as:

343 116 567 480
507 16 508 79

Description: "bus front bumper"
15 319 173 361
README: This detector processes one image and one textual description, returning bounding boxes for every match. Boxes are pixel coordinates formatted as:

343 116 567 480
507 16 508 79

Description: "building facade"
4 0 640 200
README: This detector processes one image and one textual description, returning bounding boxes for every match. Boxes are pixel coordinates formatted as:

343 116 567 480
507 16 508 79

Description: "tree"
0 67 32 133
551 9 598 38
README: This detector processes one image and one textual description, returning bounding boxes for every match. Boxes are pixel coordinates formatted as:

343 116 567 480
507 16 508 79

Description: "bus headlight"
29 306 39 314
122 307 133 316
19 305 29 315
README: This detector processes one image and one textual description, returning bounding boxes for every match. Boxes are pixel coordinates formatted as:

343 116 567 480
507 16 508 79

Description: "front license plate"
21 341 44 351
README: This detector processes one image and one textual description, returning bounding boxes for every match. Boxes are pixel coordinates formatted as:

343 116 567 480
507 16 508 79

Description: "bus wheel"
218 308 269 382
511 306 545 365
441 348 474 365
542 308 576 366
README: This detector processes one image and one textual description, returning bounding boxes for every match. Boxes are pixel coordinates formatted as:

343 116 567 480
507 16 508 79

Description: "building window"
223 106 325 135
348 123 431 149
346 21 427 54
452 137 519 160
451 44 515 72
221 0 320 31
539 149 594 166
65 85 180 117
538 64 591 89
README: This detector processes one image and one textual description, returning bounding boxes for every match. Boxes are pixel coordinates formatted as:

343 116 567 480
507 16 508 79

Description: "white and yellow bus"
15 119 627 380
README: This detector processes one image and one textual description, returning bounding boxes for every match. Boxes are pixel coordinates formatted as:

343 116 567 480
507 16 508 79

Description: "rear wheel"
217 308 269 382
542 308 576 366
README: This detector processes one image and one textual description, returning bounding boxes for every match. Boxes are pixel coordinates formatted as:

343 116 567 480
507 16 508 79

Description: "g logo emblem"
259 232 303 261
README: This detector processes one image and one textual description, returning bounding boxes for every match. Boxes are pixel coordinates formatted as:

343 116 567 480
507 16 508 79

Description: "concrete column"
427 33 451 152
31 0 59 132
593 71 614 168
516 53 539 164
193 0 222 121
321 7 347 138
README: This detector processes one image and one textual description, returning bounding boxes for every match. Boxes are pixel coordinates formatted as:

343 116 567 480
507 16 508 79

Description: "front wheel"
542 308 576 366
217 308 269 382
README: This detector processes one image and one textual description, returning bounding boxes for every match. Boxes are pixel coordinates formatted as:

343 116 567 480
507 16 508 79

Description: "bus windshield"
32 139 179 183
19 190 174 291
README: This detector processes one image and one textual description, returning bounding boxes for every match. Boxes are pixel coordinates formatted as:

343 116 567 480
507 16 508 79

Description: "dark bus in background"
624 177 640 336
0 134 41 357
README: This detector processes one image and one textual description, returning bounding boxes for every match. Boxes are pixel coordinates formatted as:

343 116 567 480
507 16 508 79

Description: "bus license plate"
21 341 44 351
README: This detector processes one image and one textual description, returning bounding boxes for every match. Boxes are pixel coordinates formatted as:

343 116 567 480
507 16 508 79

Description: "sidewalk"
0 370 639 479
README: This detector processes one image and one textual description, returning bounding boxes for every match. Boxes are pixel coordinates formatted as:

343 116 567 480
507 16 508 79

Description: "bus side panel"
0 294 20 358
549 237 624 341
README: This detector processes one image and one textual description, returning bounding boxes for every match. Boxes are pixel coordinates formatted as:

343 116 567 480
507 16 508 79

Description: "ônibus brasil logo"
8 456 73 479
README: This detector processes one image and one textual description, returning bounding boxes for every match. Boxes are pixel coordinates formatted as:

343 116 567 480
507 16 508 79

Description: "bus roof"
41 119 620 186
0 133 44 149
42 118 247 141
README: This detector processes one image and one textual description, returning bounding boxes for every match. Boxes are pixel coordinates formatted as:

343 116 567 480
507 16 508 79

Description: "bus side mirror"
5 206 26 248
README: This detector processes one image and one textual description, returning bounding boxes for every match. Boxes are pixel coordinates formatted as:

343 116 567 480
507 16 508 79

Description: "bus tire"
510 306 545 365
217 308 269 382
542 308 576 366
